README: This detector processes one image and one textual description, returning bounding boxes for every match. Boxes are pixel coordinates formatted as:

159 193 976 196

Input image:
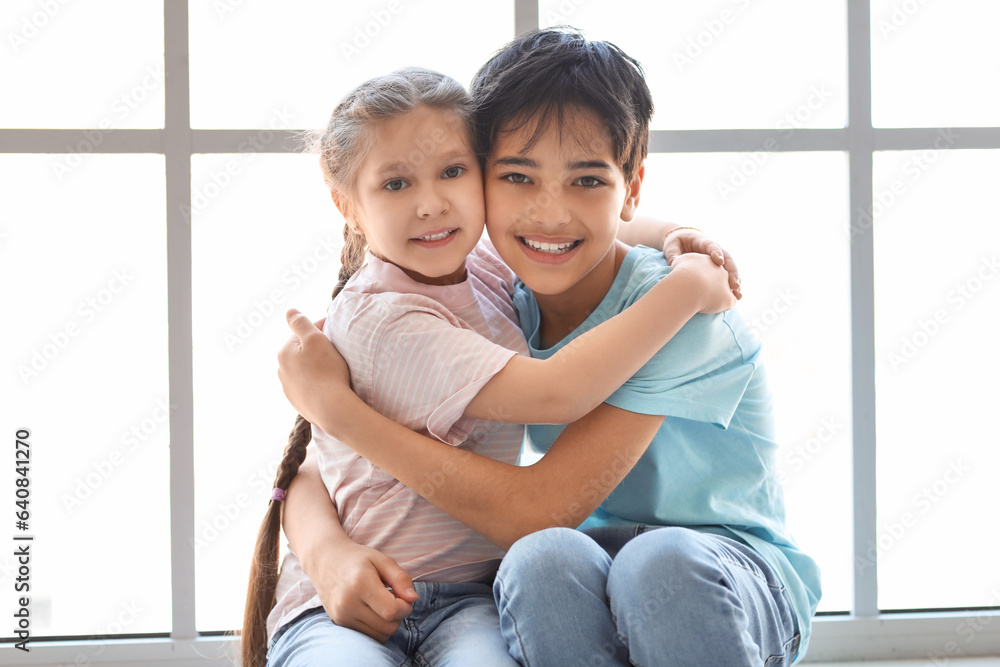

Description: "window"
2 0 998 663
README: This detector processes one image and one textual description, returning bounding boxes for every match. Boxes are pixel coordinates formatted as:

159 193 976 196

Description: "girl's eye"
384 179 408 191
442 166 465 179
575 176 603 188
503 173 531 184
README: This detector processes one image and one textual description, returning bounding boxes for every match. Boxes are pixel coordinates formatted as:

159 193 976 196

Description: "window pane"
192 153 344 631
871 0 1000 128
874 150 1000 610
0 154 170 636
540 0 847 130
641 152 852 612
0 1 164 129
189 0 515 129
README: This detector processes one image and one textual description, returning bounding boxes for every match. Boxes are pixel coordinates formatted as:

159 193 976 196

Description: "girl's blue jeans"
493 525 801 667
267 581 517 666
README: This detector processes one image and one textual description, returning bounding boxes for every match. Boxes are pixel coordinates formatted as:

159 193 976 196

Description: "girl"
241 67 735 667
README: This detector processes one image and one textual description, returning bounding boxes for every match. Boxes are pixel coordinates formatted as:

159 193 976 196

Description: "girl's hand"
309 538 417 643
277 309 351 428
663 228 742 300
670 253 738 314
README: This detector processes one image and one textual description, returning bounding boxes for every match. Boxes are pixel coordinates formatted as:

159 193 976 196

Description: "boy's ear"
620 164 644 222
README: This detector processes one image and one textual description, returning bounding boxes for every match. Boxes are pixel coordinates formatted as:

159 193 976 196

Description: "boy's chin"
515 272 577 297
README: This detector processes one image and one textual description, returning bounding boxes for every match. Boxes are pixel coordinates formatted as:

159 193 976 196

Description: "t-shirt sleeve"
469 237 517 297
370 305 519 445
604 279 761 429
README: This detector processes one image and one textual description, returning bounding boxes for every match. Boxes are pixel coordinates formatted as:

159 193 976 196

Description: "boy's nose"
527 190 570 228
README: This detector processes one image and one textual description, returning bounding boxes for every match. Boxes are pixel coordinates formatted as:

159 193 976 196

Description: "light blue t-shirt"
513 245 822 660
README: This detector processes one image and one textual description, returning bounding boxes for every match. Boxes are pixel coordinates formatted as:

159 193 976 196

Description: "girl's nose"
416 184 449 218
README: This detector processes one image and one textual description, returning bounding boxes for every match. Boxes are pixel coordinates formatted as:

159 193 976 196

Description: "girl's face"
349 105 485 285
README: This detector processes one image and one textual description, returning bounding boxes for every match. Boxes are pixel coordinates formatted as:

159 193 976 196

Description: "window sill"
7 612 1000 665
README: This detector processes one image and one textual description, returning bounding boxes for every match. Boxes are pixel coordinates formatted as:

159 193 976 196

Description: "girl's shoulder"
466 237 517 300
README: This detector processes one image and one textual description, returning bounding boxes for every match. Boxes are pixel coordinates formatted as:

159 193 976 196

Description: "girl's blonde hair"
240 67 471 667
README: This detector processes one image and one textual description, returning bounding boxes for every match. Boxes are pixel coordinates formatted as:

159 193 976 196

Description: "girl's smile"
411 227 460 247
347 105 485 286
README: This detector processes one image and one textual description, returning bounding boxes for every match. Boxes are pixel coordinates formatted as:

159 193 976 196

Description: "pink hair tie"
270 488 286 502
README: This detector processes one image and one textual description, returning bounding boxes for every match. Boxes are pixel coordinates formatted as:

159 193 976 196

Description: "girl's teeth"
418 230 452 241
523 238 576 254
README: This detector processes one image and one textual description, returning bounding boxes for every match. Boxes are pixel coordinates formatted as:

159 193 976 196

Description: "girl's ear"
331 189 347 215
332 190 363 235
620 163 644 223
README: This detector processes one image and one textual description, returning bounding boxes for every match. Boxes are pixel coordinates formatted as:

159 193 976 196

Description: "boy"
279 28 820 666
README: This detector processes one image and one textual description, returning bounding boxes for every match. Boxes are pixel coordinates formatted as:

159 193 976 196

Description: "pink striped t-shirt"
267 239 529 639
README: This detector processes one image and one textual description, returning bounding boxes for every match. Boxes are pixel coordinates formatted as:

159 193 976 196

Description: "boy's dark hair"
470 27 654 181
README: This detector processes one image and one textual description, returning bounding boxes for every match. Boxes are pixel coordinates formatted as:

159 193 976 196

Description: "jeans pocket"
764 633 800 667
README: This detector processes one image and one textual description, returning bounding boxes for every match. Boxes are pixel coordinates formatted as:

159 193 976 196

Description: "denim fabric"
494 526 800 667
268 581 517 667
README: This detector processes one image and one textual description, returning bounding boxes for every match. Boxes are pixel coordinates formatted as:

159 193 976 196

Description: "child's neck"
533 241 628 349
390 259 468 287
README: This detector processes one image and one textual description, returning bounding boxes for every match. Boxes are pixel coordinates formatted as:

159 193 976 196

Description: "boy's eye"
503 173 531 184
575 176 603 188
442 166 465 179
384 179 408 191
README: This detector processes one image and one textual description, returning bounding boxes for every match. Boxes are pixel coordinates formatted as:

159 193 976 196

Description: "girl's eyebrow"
375 149 474 177
374 162 411 177
439 148 475 162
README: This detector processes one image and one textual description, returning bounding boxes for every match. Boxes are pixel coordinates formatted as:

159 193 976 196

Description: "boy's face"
483 108 642 298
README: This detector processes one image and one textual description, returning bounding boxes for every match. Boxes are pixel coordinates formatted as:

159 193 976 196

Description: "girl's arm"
463 249 733 425
279 311 665 550
282 449 416 641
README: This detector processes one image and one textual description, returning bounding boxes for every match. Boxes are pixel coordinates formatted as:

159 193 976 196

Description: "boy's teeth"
523 238 576 254
417 230 452 241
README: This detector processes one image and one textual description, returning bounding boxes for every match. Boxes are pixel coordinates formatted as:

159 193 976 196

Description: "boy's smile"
484 108 643 338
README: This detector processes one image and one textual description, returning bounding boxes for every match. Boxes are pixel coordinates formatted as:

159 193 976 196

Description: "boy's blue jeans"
267 581 517 666
493 526 801 667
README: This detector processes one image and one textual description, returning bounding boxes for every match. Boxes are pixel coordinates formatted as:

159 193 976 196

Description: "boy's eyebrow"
568 160 613 171
492 156 614 172
492 156 538 169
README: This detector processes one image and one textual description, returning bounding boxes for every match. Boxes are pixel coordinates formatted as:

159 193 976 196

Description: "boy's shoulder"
610 244 761 363
612 244 673 308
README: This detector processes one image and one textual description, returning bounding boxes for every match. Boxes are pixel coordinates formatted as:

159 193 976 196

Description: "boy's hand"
309 539 417 643
663 228 742 300
277 309 351 429
670 253 738 314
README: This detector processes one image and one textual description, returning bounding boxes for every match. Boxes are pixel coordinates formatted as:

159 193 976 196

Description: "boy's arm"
279 312 664 550
618 216 742 299
615 214 680 248
464 248 733 424
282 450 416 641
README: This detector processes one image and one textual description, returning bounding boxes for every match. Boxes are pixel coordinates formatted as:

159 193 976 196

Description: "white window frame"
4 1 999 664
